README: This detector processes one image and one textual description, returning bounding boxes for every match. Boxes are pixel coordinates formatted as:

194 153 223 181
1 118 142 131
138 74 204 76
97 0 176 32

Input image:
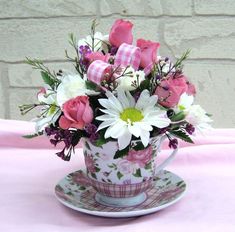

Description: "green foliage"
85 80 101 92
133 168 142 177
139 79 150 91
114 146 130 159
170 130 194 143
132 141 146 151
22 132 43 139
145 162 152 170
41 71 55 88
117 171 123 180
170 111 186 122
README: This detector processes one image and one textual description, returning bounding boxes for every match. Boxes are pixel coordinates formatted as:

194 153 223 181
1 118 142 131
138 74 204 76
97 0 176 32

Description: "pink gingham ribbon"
87 60 111 85
114 43 141 70
87 43 141 84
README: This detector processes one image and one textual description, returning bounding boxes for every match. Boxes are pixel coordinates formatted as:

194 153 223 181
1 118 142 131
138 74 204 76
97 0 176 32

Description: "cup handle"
154 135 178 175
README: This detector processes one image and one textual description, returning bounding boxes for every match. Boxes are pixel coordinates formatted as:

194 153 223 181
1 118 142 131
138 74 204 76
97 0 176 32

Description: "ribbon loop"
114 43 141 70
87 43 142 85
87 60 111 85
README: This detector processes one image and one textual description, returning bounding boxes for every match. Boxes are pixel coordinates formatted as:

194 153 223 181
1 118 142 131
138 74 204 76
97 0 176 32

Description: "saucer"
55 169 186 218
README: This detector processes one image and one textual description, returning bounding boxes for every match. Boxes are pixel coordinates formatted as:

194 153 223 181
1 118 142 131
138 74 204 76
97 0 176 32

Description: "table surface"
1 119 235 232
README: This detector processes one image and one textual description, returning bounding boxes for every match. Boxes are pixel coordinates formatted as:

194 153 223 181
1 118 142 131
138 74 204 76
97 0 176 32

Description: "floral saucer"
55 169 186 218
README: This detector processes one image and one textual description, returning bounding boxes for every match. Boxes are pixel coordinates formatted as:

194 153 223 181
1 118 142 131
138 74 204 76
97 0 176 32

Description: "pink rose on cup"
117 159 137 175
109 19 133 47
126 146 153 168
136 39 160 69
155 74 188 108
85 154 96 173
59 96 93 129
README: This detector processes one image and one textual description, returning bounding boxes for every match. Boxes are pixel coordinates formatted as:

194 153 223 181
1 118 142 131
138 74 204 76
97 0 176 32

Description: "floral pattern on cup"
126 146 153 168
84 154 97 173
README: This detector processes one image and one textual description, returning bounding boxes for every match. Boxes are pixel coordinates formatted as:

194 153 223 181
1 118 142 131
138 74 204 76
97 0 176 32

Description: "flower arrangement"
20 19 212 161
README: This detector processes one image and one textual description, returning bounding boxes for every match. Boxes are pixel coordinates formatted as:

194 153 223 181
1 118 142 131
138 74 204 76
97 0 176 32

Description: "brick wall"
0 0 235 127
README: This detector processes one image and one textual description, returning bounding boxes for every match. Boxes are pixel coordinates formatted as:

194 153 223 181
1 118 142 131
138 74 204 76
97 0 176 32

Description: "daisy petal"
104 120 127 139
118 129 132 150
97 120 116 131
117 88 130 108
140 129 150 147
135 89 150 110
96 114 117 121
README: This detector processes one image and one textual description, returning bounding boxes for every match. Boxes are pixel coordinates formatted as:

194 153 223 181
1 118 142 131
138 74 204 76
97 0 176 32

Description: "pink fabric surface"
1 119 235 232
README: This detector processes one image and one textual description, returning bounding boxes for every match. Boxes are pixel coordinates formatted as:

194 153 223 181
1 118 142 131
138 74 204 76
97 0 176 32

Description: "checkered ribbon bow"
87 43 141 85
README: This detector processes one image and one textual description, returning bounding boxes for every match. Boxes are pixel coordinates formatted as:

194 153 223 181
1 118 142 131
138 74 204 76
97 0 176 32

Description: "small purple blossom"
185 124 195 135
169 138 178 149
84 123 99 142
133 91 141 102
79 45 91 56
110 46 118 55
45 126 75 161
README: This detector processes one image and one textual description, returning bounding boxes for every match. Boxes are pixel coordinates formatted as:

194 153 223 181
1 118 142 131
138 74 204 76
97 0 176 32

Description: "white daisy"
96 88 171 150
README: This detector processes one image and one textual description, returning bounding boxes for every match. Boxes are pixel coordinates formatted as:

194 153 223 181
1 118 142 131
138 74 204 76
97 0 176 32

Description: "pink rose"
59 96 93 129
86 52 111 64
109 19 133 47
85 154 96 173
155 74 188 108
186 82 196 96
126 146 153 168
136 39 160 69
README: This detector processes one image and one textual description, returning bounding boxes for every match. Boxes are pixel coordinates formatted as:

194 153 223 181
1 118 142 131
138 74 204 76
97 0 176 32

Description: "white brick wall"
0 0 235 127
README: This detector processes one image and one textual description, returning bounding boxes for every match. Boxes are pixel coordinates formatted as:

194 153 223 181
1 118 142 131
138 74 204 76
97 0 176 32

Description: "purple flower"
79 45 91 56
110 46 118 55
185 124 195 135
169 138 178 149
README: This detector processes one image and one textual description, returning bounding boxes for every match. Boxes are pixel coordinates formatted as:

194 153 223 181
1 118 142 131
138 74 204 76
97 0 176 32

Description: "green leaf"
114 146 129 159
95 167 100 172
133 168 142 177
170 130 194 143
85 141 91 150
133 142 146 151
95 129 112 147
176 180 184 187
117 171 123 180
22 132 43 139
166 181 172 185
79 186 86 191
139 79 150 90
41 71 55 87
85 80 100 92
145 162 152 170
91 173 97 179
170 111 185 122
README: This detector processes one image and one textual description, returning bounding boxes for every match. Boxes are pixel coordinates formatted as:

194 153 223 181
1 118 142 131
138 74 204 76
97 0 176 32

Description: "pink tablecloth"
1 119 235 232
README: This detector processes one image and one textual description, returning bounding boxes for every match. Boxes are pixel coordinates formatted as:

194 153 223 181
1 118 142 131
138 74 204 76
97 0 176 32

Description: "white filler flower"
177 93 213 131
78 32 107 52
57 74 99 106
35 89 61 132
117 66 145 91
96 88 170 150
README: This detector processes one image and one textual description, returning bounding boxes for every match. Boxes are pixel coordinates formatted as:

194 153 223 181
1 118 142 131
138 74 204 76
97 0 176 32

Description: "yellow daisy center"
120 107 144 123
48 104 57 115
